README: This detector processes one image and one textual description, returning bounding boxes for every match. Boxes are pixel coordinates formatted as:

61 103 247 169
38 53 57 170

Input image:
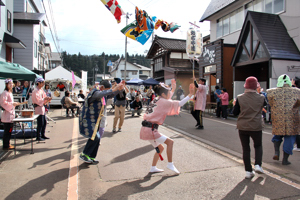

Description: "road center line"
180 112 272 135
67 118 79 200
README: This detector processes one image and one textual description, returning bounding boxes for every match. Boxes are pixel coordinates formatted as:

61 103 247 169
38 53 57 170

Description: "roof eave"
200 1 239 22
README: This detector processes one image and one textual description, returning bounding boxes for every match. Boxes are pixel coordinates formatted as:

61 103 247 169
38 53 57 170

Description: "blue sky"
44 0 211 56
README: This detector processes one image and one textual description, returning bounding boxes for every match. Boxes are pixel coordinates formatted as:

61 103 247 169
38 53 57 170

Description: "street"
164 111 300 181
0 108 299 200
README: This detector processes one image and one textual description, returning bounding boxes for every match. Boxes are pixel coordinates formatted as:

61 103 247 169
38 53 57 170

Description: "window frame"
7 10 11 33
217 0 285 38
34 41 38 58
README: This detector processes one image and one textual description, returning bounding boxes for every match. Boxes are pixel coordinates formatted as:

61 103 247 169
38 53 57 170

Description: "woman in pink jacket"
0 79 20 150
215 88 229 119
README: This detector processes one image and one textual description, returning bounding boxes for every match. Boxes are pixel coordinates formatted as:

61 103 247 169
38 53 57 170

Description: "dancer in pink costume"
140 79 194 174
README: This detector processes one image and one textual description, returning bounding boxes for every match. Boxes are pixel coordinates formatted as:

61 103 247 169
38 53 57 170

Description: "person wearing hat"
32 78 52 141
0 79 21 150
233 76 266 179
79 80 124 163
267 74 300 165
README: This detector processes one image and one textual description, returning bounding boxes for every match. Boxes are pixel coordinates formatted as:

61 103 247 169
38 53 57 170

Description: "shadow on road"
222 176 300 200
97 173 177 200
5 168 70 200
104 144 154 167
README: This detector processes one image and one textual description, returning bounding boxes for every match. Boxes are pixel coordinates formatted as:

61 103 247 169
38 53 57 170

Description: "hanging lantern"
186 27 203 59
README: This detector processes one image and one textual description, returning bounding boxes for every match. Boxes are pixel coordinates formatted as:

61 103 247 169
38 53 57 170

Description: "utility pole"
103 55 105 80
124 12 131 81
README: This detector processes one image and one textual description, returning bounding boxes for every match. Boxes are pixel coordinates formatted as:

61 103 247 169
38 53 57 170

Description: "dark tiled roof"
146 35 186 59
14 13 47 26
250 11 300 61
155 36 186 51
200 0 238 22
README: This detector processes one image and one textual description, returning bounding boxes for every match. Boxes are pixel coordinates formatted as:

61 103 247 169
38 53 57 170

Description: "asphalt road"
163 111 300 183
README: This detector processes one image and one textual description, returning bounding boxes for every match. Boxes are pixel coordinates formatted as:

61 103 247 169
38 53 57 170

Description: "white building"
109 57 151 81
200 0 300 97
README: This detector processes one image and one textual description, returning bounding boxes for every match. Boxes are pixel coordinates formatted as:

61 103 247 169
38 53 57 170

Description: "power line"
48 0 60 51
41 0 61 57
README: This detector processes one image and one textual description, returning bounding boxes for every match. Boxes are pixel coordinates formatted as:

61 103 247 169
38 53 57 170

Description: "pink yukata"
194 85 207 111
140 96 180 140
32 88 47 115
0 91 15 123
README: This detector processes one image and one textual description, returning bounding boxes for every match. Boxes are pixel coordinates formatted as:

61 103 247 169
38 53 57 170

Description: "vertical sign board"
81 70 87 93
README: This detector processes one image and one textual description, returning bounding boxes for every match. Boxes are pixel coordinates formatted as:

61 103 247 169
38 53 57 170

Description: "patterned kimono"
79 89 109 138
267 85 300 136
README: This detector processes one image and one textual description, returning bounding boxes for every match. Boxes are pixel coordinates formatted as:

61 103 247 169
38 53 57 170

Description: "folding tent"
0 61 41 81
140 78 159 86
125 78 143 85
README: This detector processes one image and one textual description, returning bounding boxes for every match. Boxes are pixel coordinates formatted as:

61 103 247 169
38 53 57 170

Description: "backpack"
61 96 66 105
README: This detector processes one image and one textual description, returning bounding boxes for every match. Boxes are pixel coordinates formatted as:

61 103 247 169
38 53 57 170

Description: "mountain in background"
61 51 151 83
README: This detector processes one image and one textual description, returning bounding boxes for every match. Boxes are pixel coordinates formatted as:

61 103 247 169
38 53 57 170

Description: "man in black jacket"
130 96 143 117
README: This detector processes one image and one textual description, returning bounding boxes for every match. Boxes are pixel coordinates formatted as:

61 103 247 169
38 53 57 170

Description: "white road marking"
67 118 79 200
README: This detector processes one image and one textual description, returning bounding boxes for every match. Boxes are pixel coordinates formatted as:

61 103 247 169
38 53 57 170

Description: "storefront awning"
4 33 26 49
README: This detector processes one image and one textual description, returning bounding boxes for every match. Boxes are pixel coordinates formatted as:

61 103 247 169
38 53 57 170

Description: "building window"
34 41 37 58
154 57 163 71
246 0 284 14
217 0 285 38
274 0 284 13
216 7 244 38
223 15 229 35
7 10 11 32
51 63 56 68
237 23 267 63
139 70 143 74
132 71 137 75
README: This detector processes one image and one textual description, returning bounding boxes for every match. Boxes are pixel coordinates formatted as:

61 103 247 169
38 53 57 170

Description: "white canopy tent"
45 66 81 82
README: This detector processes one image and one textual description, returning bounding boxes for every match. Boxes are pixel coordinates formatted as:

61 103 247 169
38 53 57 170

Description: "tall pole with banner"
186 22 203 78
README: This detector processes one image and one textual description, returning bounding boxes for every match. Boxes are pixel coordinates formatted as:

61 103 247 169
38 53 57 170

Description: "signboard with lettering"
204 65 217 73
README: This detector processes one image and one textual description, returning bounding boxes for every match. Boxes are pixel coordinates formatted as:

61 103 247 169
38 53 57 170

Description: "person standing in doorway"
32 78 52 141
215 88 229 119
192 76 207 129
214 86 222 118
176 86 184 100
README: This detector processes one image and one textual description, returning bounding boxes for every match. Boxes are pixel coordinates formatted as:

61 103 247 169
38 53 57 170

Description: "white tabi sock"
167 162 180 174
150 166 164 173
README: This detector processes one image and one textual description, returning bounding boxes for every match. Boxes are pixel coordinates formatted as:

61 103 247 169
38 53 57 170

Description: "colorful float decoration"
100 0 125 23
